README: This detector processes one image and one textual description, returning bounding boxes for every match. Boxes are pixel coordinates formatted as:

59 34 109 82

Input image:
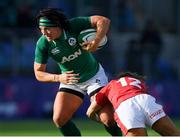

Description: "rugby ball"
78 28 107 50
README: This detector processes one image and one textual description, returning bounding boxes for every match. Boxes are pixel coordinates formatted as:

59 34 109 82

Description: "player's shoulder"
36 35 49 47
69 16 91 26
105 80 116 88
106 79 121 89
68 16 91 33
69 16 90 22
109 79 117 84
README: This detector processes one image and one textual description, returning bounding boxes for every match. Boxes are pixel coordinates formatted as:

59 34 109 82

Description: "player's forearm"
86 101 102 122
35 71 59 82
95 17 110 43
87 111 100 122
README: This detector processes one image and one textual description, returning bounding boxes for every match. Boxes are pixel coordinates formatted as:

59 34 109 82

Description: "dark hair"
36 8 70 30
116 72 146 81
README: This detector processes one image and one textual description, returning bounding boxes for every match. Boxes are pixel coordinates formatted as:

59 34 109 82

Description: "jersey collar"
55 29 67 41
52 30 67 46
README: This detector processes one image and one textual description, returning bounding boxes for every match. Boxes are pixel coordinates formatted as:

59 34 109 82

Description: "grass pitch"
0 118 180 136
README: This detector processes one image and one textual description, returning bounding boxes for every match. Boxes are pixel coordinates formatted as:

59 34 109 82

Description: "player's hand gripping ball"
78 29 107 50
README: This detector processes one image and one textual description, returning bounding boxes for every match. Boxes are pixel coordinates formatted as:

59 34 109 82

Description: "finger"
68 76 80 81
69 77 80 80
69 75 80 79
82 45 90 51
82 46 88 50
71 79 79 83
67 73 79 77
82 41 89 46
67 80 79 84
65 70 74 74
82 44 88 48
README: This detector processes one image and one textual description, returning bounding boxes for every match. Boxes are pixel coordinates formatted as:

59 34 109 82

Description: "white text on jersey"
61 49 82 64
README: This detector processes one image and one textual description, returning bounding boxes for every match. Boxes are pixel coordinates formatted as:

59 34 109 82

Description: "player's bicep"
34 62 47 81
34 62 46 73
90 16 101 27
90 15 110 27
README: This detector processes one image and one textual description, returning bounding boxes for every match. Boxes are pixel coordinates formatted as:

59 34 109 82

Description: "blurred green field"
0 118 180 136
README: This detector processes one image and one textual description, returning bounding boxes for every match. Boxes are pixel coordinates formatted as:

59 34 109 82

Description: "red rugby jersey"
95 76 147 109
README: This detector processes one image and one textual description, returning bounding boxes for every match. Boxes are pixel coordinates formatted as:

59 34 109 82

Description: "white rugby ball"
78 28 107 50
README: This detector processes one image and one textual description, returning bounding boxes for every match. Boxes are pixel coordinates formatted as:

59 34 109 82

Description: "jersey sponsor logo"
51 47 60 55
68 37 77 46
61 49 82 63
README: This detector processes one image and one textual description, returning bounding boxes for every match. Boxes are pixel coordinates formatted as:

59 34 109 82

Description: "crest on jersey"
68 37 77 46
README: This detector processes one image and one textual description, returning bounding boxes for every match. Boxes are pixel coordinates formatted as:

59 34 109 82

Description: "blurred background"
0 0 180 135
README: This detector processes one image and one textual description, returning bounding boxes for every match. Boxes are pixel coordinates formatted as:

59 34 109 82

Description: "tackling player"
87 72 180 136
34 8 121 136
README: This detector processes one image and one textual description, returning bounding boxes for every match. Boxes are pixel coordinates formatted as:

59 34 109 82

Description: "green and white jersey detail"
34 17 99 83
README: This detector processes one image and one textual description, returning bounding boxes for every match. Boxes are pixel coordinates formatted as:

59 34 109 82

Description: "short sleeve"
34 37 49 64
95 86 109 106
69 17 92 33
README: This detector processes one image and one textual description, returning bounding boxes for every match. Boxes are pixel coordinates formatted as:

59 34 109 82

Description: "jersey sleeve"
95 86 109 106
69 17 92 33
34 37 49 64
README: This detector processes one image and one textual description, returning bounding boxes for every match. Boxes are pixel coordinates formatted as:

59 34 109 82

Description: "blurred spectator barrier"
0 77 180 119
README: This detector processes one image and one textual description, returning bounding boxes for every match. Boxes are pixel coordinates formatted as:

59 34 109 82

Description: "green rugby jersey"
34 17 99 83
